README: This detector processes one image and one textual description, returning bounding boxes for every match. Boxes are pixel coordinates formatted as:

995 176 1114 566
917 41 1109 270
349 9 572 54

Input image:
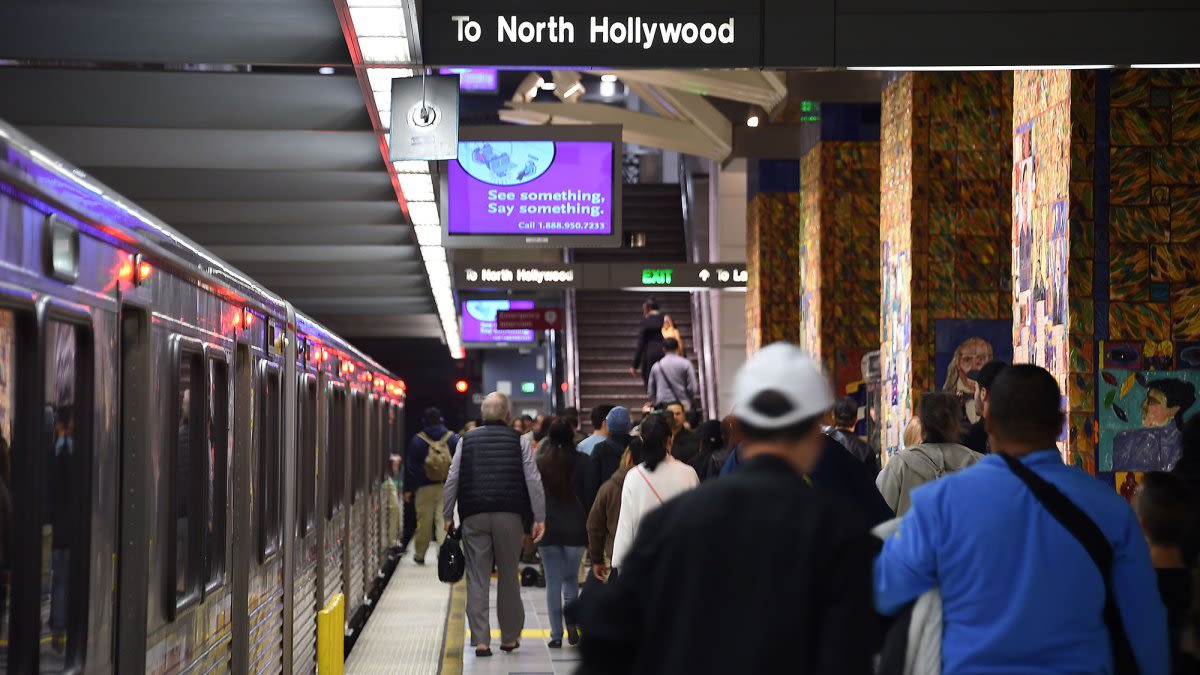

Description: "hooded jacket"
876 442 982 516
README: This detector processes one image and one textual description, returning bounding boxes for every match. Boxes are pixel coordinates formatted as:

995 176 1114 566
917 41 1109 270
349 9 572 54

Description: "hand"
403 491 413 504
444 521 455 534
530 522 546 543
629 367 638 377
592 563 608 581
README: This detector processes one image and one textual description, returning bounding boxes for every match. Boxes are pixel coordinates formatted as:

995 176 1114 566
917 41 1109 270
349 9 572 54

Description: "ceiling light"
414 224 441 246
746 115 760 128
318 66 336 75
601 74 618 83
552 71 585 103
424 258 450 280
846 65 1114 71
398 173 435 201
349 7 405 37
358 37 409 63
1131 63 1200 69
347 0 403 7
367 67 414 93
408 201 440 226
540 81 557 91
599 81 617 98
420 245 446 262
393 160 429 173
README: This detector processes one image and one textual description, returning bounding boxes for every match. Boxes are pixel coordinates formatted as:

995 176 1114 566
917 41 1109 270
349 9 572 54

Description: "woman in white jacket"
610 413 699 570
877 391 982 516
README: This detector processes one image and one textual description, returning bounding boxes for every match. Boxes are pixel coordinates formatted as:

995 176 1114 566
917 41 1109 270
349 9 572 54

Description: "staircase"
572 184 697 432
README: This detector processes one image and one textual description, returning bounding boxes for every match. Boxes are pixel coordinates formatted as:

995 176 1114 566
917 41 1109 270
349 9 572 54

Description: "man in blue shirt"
875 365 1168 674
577 404 614 457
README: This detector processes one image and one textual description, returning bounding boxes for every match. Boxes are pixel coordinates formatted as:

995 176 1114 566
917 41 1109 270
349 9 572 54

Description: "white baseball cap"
731 342 834 429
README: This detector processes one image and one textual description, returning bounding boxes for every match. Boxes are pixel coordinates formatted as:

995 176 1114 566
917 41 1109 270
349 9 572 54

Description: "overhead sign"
496 308 564 331
455 262 747 291
422 2 761 68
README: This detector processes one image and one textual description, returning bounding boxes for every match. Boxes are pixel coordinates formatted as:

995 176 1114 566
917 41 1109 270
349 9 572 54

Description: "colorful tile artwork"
1097 363 1199 472
746 192 800 353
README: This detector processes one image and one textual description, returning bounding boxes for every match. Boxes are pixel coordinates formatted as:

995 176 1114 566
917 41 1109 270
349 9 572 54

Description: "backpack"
419 431 453 482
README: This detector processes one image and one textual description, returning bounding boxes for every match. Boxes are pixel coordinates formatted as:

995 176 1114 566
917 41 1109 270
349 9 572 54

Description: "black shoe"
548 639 562 649
567 625 580 645
500 641 520 653
413 556 425 565
475 647 493 657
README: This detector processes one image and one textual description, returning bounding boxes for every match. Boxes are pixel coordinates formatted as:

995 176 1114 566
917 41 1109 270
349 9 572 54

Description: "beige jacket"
877 442 982 516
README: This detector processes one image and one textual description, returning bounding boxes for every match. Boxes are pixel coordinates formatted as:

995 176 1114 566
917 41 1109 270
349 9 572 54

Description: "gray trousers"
461 512 525 647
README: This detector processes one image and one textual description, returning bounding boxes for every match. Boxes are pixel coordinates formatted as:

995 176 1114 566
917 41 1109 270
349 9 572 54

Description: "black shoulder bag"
998 453 1139 675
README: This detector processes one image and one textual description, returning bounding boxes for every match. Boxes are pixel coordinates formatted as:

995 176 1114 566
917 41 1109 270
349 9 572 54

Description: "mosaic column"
745 161 800 354
879 73 1014 458
799 141 881 396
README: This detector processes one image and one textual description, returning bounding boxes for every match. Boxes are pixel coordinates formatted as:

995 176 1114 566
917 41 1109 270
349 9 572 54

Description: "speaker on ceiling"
389 74 459 161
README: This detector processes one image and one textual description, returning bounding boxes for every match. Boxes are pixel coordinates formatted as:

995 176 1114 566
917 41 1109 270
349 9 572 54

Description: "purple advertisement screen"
438 68 499 92
461 299 536 344
447 141 614 236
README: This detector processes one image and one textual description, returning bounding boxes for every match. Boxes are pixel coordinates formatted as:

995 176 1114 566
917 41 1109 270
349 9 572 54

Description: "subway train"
0 119 406 673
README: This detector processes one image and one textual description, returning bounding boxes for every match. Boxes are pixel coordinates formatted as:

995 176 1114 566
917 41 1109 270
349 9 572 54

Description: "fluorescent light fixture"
408 201 440 226
601 74 618 83
398 173 435 201
1131 63 1200 69
847 65 1114 71
540 81 557 91
347 0 403 6
424 258 450 279
420 245 446 262
318 66 336 75
599 81 617 98
414 224 441 246
366 67 414 93
746 115 760 128
393 160 429 173
349 7 405 37
358 37 409 63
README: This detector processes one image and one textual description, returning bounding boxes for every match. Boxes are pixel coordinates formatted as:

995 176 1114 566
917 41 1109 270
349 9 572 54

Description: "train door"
364 395 379 595
343 392 364 624
292 372 319 673
230 343 253 675
323 384 346 626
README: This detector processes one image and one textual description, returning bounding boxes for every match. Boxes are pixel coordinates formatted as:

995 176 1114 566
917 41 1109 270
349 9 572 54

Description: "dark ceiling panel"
137 200 406 227
321 314 444 338
189 224 412 247
254 274 428 290
206 245 420 264
236 261 426 277
85 168 397 202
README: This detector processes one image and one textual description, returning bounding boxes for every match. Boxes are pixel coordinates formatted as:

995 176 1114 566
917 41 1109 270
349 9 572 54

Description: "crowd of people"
390 340 1198 674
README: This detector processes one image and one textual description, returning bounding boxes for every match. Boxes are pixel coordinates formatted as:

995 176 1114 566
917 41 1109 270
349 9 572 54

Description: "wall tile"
1110 107 1170 146
1151 244 1200 282
1110 205 1170 243
1110 302 1172 340
1109 245 1150 300
1173 286 1200 339
1170 186 1200 242
1153 146 1200 185
1110 147 1152 204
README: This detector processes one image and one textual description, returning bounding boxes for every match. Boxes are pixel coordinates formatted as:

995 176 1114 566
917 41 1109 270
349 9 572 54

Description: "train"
0 118 406 673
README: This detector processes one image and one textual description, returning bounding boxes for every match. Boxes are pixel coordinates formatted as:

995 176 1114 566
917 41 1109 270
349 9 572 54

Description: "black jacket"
537 450 589 547
632 313 665 375
962 419 990 456
457 423 531 521
584 433 634 512
813 435 894 528
829 428 881 475
573 455 878 675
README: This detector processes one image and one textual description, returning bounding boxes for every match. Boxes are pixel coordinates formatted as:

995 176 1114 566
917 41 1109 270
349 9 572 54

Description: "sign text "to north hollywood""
450 15 737 49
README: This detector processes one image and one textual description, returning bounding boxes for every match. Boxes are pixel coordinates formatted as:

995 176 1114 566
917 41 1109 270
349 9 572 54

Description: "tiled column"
745 161 800 354
799 141 881 396
880 73 1013 457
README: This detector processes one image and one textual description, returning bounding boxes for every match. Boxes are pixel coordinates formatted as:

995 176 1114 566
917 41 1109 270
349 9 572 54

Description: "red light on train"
454 380 469 394
231 312 241 328
138 262 152 280
118 262 134 281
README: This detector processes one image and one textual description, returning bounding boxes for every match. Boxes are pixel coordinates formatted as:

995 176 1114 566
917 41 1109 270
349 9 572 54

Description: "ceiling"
0 0 440 339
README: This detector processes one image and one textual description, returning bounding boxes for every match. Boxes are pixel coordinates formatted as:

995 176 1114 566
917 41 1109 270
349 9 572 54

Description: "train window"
297 374 317 536
171 338 205 617
326 386 346 519
205 355 229 593
258 362 282 562
351 393 364 502
41 317 94 669
43 215 79 284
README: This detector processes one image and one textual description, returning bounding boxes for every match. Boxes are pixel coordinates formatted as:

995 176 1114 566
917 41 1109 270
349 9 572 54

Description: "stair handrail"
562 251 581 412
678 156 719 419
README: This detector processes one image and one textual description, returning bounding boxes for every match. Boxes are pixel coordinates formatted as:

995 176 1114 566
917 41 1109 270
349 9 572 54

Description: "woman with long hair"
877 392 983 516
610 413 699 571
535 420 588 648
661 315 684 355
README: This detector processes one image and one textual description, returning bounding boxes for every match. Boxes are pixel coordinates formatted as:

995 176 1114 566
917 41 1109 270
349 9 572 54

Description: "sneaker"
567 625 580 646
547 639 562 649
413 557 425 565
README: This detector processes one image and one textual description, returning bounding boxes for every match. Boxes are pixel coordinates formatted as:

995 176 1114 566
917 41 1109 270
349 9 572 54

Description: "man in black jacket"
583 406 633 511
961 360 1009 455
575 343 877 674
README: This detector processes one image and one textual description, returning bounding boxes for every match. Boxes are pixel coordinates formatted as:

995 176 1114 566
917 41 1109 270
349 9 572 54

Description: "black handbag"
438 526 466 583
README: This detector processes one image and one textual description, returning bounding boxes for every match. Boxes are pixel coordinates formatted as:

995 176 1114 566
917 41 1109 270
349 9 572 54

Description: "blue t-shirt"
576 433 605 457
875 450 1168 674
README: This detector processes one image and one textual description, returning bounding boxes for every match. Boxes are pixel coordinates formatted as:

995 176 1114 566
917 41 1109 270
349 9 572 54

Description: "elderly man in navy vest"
444 392 547 657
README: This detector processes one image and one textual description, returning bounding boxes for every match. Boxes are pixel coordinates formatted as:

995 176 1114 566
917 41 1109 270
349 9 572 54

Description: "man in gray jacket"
647 338 697 411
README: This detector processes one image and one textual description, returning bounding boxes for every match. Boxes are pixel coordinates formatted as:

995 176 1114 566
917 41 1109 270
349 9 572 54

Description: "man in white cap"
573 342 876 674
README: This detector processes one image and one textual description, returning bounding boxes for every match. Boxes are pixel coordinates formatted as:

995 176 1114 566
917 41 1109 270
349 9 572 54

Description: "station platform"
347 551 582 674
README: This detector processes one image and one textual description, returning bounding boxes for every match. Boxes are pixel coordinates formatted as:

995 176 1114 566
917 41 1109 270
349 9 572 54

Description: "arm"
647 365 659 402
442 439 464 525
404 435 424 494
610 478 639 568
586 484 610 564
686 363 698 402
1112 507 1170 674
520 435 547 523
876 455 905 514
873 490 941 615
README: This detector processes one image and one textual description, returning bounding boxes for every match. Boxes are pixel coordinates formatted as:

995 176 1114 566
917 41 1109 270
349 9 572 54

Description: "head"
620 436 646 469
833 397 859 430
643 297 659 316
700 420 724 453
663 315 675 330
968 360 1010 411
665 402 687 433
1141 379 1197 430
422 407 443 428
729 342 834 476
562 407 581 431
461 420 478 434
605 406 631 437
662 337 679 355
515 414 533 433
639 413 674 471
590 404 615 435
480 393 512 424
536 416 557 441
945 337 994 391
1133 472 1194 550
540 420 582 502
903 416 924 448
918 392 965 444
985 365 1065 456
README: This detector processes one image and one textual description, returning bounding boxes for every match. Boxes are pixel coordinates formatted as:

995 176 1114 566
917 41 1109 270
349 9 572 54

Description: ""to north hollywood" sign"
450 15 737 49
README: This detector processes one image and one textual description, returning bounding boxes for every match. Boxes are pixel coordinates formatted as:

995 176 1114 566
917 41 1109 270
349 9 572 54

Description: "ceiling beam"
185 224 412 246
206 245 419 263
293 297 435 314
647 87 733 159
85 168 397 202
604 70 788 110
254 273 425 289
138 200 405 227
236 260 425 277
319 314 443 338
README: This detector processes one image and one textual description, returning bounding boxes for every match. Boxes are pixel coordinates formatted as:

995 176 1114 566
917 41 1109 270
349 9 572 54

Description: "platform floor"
347 549 582 674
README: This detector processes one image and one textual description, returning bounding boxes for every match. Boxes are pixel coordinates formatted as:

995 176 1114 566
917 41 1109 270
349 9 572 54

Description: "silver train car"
0 119 405 673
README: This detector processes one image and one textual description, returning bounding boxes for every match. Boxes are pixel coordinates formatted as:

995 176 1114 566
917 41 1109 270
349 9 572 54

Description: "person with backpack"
875 365 1168 673
687 419 730 482
405 407 459 565
876 392 983 516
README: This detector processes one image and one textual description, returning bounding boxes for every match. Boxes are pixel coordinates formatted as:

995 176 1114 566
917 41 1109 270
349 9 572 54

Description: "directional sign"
496 308 564 331
455 262 747 290
609 263 748 290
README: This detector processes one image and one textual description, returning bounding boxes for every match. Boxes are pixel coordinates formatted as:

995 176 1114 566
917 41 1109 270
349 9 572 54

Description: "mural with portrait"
1098 365 1200 473
935 320 1014 425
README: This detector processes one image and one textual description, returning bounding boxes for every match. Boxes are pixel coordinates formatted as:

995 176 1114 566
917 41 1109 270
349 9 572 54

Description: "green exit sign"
641 268 673 285
520 381 536 394
799 99 821 123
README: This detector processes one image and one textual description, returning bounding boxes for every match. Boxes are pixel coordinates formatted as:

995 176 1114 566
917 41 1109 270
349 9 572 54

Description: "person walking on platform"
575 343 878 674
610 414 699 572
664 401 701 465
584 406 634 511
876 392 982 517
535 420 589 649
587 441 644 585
961 360 1009 455
629 297 665 387
404 407 459 565
647 339 697 412
875 365 1168 674
578 405 614 457
443 393 546 657
688 419 730 482
829 397 880 475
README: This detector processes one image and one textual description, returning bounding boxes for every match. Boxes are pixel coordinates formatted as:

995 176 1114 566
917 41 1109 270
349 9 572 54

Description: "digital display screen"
461 299 536 344
438 67 499 92
446 140 614 237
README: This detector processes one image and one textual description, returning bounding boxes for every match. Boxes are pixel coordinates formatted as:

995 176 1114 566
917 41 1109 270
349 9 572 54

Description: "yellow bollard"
317 593 345 675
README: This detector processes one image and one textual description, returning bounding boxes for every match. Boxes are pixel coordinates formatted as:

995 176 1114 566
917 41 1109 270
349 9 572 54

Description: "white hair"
480 392 511 422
